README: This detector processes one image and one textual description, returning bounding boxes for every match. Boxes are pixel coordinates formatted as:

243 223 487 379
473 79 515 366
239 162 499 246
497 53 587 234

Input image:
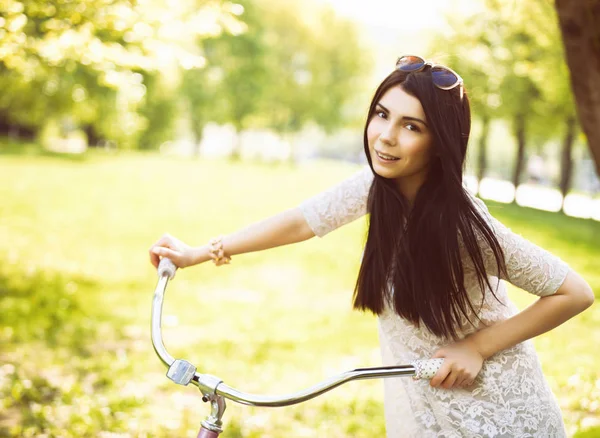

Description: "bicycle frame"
151 258 443 436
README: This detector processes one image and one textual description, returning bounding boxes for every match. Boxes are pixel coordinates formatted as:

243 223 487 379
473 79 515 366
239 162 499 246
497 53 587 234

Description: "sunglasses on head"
395 55 464 101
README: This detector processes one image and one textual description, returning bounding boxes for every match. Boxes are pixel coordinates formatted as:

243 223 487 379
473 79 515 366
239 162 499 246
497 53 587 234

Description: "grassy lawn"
0 147 599 437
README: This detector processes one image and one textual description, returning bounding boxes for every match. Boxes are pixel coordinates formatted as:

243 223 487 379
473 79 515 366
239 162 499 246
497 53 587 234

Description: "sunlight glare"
479 178 516 203
317 0 482 80
319 0 482 30
515 184 563 212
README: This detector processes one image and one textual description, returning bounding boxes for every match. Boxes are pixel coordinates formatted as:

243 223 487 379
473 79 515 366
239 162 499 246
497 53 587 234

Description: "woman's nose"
379 126 397 146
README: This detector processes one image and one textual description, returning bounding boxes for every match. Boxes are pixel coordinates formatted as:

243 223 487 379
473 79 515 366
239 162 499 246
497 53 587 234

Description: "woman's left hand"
429 338 484 389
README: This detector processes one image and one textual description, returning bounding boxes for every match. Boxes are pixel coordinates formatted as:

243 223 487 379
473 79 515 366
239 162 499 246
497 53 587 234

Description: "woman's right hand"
149 233 202 269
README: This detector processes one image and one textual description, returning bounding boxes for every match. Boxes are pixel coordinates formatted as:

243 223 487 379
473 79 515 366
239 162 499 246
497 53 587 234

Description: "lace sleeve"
471 196 570 297
298 166 373 237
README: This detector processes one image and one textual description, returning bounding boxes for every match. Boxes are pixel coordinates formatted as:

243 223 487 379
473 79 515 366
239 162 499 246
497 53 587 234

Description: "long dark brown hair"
353 67 508 340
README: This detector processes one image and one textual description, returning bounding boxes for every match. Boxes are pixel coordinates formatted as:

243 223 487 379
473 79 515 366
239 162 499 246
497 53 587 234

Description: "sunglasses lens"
431 66 458 88
396 56 425 72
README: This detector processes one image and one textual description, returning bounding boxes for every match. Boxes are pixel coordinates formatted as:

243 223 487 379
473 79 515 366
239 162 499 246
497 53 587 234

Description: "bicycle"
151 258 444 437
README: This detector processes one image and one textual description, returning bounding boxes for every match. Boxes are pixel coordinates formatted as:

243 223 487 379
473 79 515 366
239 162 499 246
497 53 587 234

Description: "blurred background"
1 0 599 436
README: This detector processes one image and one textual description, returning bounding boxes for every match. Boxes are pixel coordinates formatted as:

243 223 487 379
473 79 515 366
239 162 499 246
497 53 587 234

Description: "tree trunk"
9 124 20 140
191 122 204 158
230 128 242 161
477 115 490 188
560 115 576 212
84 125 100 147
286 131 298 166
0 112 36 139
512 114 527 201
555 0 600 176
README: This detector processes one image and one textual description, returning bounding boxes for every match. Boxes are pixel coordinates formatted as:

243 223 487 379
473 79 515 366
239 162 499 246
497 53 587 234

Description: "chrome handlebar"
151 258 443 408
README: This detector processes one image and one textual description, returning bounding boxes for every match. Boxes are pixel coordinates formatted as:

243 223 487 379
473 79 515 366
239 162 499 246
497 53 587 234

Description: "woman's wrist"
462 332 491 360
188 235 235 267
467 325 506 360
191 245 212 266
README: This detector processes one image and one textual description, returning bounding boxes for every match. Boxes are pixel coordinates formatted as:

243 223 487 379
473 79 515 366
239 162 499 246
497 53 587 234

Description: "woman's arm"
197 207 316 263
150 165 373 268
430 196 595 389
430 270 593 389
150 207 315 268
467 270 594 360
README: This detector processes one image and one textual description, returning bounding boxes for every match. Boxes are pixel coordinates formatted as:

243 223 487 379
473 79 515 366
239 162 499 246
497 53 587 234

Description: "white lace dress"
298 166 571 438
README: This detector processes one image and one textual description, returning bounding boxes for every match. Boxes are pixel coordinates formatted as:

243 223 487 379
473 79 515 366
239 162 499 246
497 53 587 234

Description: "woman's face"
367 85 435 183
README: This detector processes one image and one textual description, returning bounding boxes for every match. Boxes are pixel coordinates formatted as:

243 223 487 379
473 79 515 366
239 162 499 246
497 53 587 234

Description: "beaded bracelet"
208 235 231 266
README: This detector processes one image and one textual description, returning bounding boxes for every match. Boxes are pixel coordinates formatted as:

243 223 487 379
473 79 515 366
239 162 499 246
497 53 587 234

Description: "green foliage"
0 0 241 146
136 72 179 150
430 0 578 145
181 0 371 158
2 0 369 152
196 0 271 138
257 0 370 135
180 62 225 148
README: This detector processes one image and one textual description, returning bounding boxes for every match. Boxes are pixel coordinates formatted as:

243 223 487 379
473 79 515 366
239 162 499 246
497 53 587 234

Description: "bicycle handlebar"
157 257 177 280
151 258 444 408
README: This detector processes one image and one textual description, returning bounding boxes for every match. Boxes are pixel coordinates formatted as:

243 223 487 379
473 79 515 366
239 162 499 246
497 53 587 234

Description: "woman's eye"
406 124 420 132
376 111 387 119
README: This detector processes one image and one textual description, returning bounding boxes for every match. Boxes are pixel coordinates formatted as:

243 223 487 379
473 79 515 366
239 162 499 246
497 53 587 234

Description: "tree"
0 0 240 148
180 64 225 156
430 9 505 188
179 0 272 160
186 0 370 162
432 0 579 201
555 0 600 176
531 1 579 209
485 0 553 198
258 0 369 163
492 0 579 206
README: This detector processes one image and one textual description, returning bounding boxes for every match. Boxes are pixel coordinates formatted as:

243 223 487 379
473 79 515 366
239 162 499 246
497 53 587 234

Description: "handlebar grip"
158 257 177 280
411 358 444 380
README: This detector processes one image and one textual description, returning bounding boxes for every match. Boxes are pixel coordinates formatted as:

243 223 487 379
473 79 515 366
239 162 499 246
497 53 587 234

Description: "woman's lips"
375 149 400 163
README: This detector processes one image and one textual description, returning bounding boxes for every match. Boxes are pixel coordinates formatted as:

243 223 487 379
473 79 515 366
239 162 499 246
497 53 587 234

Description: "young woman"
149 56 594 437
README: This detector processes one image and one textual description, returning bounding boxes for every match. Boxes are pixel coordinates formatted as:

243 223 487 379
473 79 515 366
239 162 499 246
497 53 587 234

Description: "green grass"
0 147 599 437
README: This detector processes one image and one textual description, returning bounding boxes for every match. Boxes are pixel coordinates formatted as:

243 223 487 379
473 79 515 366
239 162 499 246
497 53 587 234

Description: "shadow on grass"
0 137 92 163
0 266 142 437
0 268 101 353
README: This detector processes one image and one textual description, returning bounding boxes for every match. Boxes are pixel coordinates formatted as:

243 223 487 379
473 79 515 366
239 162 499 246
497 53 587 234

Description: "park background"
1 0 599 436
